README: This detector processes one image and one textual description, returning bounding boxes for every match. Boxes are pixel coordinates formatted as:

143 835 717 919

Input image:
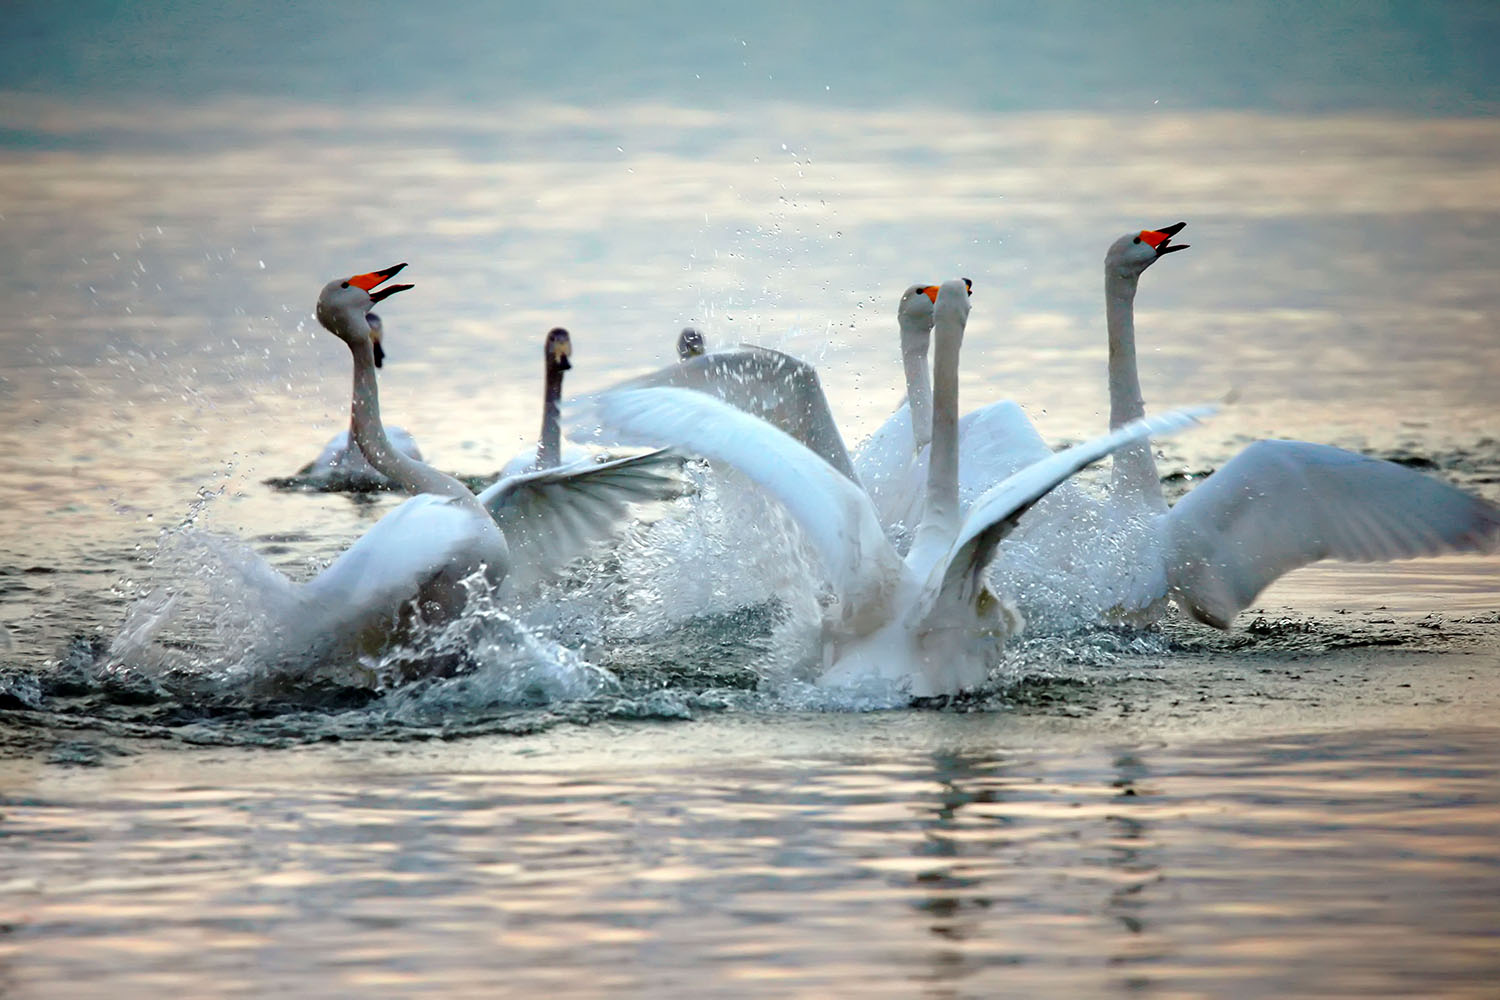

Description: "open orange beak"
1139 223 1189 255
348 262 414 303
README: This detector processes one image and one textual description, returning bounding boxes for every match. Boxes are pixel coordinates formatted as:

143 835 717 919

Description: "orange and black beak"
348 262 414 304
919 278 974 303
1138 222 1189 256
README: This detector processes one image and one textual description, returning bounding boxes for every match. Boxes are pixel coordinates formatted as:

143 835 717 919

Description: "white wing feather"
858 400 1057 536
571 386 902 620
1164 440 1500 627
916 407 1216 624
588 346 860 481
477 449 689 591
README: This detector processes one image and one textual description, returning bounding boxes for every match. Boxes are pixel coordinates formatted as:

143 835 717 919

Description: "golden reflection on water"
2 725 1498 997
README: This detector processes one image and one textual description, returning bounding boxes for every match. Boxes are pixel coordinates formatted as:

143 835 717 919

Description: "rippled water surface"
2 2 1499 996
3 719 1500 999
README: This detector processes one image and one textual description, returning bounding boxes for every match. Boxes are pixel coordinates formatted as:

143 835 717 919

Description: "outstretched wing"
1164 440 1500 627
589 346 860 482
571 386 902 629
914 407 1215 626
477 449 690 591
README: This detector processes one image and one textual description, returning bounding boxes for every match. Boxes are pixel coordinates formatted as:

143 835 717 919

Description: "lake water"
2 3 1499 996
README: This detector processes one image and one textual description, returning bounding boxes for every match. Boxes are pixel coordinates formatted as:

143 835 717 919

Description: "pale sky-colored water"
2 7 1500 997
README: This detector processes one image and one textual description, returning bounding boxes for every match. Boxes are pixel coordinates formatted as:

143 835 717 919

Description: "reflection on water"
2 722 1497 998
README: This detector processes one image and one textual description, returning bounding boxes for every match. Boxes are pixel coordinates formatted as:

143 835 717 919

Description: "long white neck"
899 318 934 452
538 361 565 469
1105 269 1165 508
911 302 962 556
346 328 469 501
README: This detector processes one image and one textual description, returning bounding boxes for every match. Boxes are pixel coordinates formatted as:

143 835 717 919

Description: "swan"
854 281 1058 544
495 327 594 478
471 326 692 595
293 312 426 491
268 265 687 669
574 280 1213 696
1058 221 1500 626
277 264 511 666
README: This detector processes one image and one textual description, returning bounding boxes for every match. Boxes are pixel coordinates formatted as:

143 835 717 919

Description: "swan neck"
899 321 934 451
1105 269 1165 506
538 360 565 469
913 310 961 550
348 335 467 500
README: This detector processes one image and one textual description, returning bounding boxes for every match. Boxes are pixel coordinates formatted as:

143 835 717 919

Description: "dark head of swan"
315 263 413 356
545 327 573 373
677 326 705 360
1107 222 1190 280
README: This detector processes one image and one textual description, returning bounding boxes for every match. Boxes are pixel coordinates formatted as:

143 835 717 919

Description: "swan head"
897 284 937 335
898 279 971 335
545 326 573 372
315 264 413 356
933 278 973 329
1106 223 1189 280
677 326 705 360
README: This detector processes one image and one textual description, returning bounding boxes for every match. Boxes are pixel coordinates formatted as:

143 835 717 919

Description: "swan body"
993 223 1500 628
295 313 426 491
575 280 1213 696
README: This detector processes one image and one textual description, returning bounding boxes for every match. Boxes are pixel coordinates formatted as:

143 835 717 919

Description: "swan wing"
853 402 920 529
594 346 860 482
1163 440 1500 628
302 494 497 614
956 401 1056 497
477 449 690 589
916 407 1215 624
571 386 902 621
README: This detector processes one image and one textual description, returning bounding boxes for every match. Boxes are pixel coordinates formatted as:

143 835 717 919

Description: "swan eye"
341 281 350 288
1132 237 1141 245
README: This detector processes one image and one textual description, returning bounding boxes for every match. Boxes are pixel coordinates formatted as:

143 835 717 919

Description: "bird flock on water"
276 223 1499 698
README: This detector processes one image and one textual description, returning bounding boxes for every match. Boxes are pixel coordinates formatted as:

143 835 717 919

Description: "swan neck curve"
538 357 566 469
913 303 962 552
347 331 468 500
899 318 934 451
1105 269 1165 506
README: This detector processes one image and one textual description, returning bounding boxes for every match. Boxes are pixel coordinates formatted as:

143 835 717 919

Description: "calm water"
2 3 1500 996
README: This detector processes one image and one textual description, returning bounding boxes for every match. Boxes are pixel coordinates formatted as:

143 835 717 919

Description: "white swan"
575 280 1213 696
283 264 511 665
952 223 1500 628
474 326 692 595
294 312 426 491
495 327 594 478
1066 222 1500 626
268 265 687 669
855 281 1058 544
